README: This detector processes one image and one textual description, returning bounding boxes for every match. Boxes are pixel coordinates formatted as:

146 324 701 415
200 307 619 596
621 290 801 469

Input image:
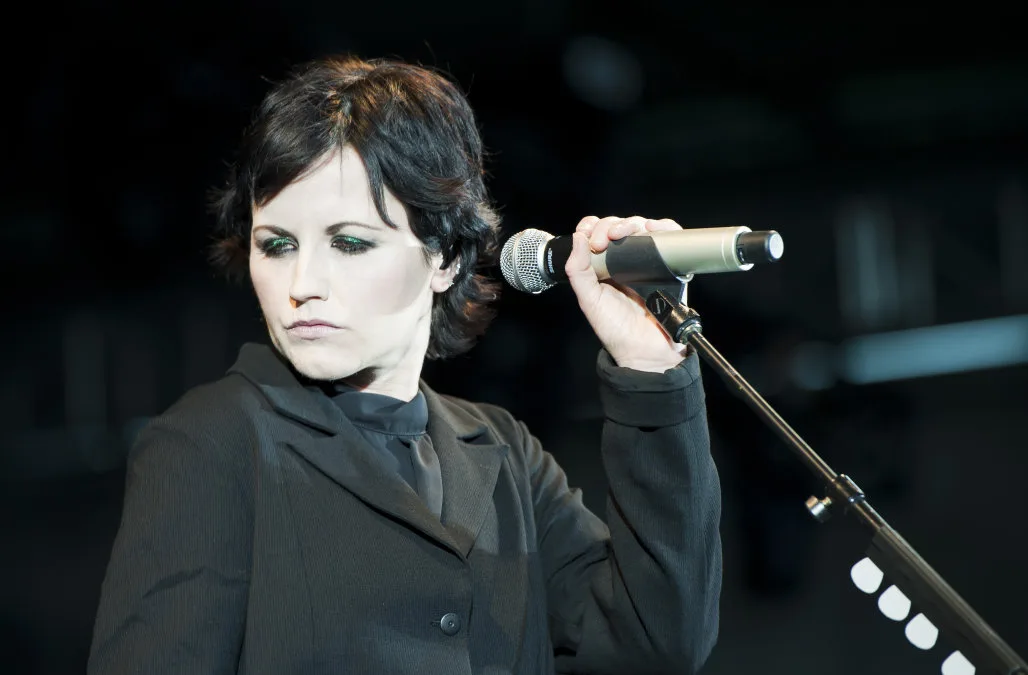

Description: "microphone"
500 225 784 293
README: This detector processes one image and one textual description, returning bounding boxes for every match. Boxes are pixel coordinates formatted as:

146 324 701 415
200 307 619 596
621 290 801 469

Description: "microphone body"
500 226 783 294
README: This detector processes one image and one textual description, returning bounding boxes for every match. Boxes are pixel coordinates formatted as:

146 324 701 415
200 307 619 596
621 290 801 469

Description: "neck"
338 367 421 402
338 314 432 402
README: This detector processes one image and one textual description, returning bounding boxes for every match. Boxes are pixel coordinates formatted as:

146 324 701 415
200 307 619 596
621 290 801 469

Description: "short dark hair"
208 55 502 360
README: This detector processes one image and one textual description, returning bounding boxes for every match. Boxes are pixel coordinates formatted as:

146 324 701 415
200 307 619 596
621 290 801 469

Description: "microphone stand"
643 287 1028 675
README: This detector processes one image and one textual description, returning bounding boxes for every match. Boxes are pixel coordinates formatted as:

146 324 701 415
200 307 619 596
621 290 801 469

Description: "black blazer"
88 343 722 674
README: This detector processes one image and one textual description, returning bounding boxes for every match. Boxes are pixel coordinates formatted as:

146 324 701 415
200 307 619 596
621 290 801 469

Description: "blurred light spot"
878 584 911 621
842 314 1028 384
562 35 643 112
941 650 976 675
905 613 939 650
850 557 884 594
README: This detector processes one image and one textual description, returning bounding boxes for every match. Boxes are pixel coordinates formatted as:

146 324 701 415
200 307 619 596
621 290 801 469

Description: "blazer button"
439 612 462 636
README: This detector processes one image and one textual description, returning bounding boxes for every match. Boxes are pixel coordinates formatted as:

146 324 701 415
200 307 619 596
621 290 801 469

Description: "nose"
289 249 330 305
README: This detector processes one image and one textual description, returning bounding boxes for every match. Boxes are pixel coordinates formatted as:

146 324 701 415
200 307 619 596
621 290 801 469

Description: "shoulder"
116 372 260 530
430 390 528 441
142 342 290 448
129 371 267 475
158 372 267 439
425 390 546 481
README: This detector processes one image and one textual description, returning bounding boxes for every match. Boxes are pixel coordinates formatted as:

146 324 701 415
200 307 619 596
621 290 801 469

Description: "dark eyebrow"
251 224 291 237
252 221 385 237
325 221 384 235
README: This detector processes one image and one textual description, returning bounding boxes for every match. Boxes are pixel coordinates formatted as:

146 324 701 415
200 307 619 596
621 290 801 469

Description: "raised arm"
531 349 722 675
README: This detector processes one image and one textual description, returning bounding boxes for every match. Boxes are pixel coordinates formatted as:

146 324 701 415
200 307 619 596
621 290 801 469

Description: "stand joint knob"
805 495 833 522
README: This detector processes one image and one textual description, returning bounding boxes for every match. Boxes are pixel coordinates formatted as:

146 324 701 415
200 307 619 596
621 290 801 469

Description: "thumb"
565 231 602 305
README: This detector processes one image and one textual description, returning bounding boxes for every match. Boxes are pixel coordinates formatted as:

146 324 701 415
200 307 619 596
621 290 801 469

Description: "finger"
609 215 649 241
564 231 602 304
575 215 600 238
588 216 623 252
644 217 682 232
564 232 594 275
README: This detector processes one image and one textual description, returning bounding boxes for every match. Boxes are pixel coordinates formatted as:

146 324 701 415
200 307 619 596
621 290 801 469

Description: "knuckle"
576 215 599 232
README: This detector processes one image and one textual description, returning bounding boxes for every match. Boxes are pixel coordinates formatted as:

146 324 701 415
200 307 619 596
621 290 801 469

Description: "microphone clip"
644 287 703 345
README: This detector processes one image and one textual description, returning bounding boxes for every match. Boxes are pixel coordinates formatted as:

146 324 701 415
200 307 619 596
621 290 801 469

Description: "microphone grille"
500 228 556 294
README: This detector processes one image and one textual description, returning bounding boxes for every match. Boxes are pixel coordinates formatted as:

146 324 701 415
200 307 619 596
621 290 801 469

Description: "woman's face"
249 146 454 397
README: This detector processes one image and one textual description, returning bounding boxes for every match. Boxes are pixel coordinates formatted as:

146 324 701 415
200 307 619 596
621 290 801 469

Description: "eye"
257 236 295 257
332 235 374 254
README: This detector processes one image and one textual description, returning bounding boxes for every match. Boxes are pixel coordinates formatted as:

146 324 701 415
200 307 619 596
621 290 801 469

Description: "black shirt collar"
323 381 428 438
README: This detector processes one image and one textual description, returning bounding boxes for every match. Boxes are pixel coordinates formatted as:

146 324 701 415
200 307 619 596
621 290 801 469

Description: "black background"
2 2 1026 673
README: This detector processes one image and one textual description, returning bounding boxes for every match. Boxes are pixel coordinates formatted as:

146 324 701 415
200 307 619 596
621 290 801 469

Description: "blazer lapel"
228 344 457 551
285 433 459 553
423 386 509 558
228 343 508 559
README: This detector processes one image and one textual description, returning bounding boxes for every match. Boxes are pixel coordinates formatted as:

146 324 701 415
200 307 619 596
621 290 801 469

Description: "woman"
88 55 722 675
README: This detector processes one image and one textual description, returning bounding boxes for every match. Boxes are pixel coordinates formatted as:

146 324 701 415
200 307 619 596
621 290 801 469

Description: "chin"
277 339 363 382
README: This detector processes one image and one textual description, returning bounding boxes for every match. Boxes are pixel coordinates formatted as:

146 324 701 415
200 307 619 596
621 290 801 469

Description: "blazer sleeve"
87 398 254 674
530 349 722 675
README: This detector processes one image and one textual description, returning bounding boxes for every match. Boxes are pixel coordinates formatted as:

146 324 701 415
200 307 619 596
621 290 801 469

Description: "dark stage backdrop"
3 2 1026 673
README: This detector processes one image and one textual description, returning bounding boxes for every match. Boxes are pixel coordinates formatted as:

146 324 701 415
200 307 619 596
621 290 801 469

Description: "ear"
429 255 461 293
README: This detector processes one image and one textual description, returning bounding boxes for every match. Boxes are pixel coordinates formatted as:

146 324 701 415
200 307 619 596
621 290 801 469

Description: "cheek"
249 256 286 314
339 249 433 316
